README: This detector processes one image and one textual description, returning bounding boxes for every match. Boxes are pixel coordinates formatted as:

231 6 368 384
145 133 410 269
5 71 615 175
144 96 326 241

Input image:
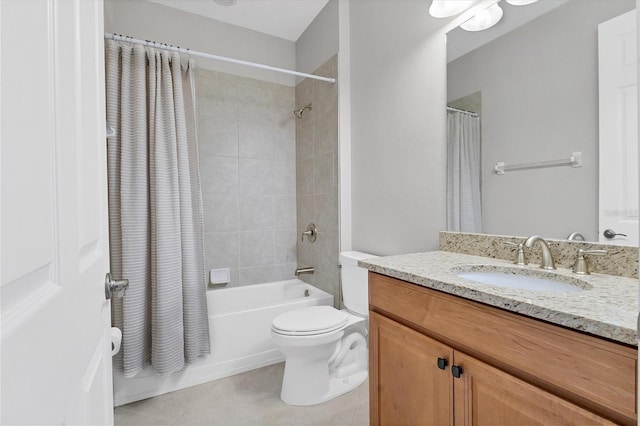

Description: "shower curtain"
106 40 210 377
447 110 483 233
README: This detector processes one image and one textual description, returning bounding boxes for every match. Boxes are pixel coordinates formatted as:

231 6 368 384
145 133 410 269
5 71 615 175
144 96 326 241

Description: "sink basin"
452 265 591 293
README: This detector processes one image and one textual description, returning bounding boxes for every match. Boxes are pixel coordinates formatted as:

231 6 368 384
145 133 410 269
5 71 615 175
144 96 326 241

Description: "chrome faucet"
567 232 585 241
295 267 315 276
524 235 556 270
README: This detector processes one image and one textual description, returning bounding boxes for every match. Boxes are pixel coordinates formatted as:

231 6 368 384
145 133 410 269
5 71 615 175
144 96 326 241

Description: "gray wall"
296 0 339 76
349 0 449 255
448 0 634 241
103 0 296 86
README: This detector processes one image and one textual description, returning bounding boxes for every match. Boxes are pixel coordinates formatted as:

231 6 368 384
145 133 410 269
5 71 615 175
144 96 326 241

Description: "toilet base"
273 309 369 406
281 369 368 406
278 330 369 406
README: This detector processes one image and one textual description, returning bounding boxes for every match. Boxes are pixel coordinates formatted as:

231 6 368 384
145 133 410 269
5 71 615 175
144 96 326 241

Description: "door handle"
603 229 627 239
105 273 129 300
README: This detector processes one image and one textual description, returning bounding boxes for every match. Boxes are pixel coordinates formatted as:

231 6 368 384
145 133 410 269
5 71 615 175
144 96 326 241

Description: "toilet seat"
272 306 348 336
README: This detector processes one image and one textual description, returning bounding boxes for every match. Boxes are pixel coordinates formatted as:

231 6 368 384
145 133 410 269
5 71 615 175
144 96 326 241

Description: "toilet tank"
339 251 378 316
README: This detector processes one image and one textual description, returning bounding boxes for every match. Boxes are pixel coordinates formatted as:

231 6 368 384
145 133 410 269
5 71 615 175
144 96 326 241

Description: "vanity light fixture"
460 2 503 31
429 0 538 32
428 0 474 18
214 0 237 6
505 0 538 5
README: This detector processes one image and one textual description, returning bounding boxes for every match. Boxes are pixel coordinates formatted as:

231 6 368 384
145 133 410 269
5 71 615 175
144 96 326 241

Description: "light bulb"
429 0 473 18
460 3 503 31
506 0 539 5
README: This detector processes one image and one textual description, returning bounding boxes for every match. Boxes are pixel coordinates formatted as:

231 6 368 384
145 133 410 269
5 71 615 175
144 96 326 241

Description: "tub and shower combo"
107 35 347 407
113 279 332 406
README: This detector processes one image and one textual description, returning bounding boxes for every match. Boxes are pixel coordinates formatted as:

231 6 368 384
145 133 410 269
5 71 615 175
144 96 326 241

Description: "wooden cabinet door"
370 312 454 426
453 351 616 426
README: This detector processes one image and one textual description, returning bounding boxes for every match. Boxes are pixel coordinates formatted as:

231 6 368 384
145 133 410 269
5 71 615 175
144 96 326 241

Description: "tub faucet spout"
524 235 556 270
295 267 315 276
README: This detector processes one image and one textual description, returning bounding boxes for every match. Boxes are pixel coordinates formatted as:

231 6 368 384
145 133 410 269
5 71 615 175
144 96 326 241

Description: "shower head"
293 103 312 119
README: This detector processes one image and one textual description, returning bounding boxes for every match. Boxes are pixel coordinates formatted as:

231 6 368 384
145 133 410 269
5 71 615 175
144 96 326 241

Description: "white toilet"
271 251 377 406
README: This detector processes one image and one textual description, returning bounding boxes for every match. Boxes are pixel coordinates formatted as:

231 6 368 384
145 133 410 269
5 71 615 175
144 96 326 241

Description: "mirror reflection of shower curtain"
447 110 482 232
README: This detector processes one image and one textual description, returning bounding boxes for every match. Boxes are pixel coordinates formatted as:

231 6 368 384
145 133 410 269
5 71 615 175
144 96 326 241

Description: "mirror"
446 0 636 243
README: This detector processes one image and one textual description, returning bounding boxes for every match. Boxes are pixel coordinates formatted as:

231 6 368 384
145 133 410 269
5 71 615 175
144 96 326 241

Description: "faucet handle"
573 249 607 275
301 223 317 243
504 241 527 266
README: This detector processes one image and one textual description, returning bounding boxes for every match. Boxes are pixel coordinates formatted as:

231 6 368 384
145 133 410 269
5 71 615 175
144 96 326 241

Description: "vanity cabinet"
370 311 453 425
368 272 637 426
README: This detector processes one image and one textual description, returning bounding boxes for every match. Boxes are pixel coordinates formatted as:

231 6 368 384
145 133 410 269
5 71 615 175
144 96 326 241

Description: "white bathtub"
113 279 333 406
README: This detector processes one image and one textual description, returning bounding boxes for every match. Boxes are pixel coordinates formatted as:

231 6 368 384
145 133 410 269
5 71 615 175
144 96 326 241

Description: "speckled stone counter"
360 251 638 346
440 231 639 278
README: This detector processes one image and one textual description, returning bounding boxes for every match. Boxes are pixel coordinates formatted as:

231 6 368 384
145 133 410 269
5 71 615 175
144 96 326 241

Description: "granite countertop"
360 251 638 346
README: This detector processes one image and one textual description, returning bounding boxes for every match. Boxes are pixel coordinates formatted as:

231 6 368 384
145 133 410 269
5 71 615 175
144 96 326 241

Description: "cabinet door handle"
451 365 463 378
437 357 448 370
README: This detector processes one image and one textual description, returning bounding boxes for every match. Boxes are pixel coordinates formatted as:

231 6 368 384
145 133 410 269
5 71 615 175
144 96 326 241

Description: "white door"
1 1 113 424
598 9 639 247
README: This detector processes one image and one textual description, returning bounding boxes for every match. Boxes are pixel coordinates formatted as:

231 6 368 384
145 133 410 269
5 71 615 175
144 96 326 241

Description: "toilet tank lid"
339 251 378 266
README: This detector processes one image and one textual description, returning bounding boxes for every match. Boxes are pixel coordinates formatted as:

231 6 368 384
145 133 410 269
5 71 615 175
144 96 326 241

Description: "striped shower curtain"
105 40 210 377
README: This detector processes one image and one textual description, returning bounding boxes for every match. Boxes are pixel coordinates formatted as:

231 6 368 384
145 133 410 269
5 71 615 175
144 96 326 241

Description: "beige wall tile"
273 195 296 230
273 262 297 282
239 195 273 231
198 116 238 158
273 160 296 195
239 120 275 160
313 108 338 156
296 157 315 196
238 265 276 286
273 230 297 264
239 158 274 195
198 70 296 287
295 55 339 301
200 156 239 195
296 120 314 161
239 230 275 267
204 232 239 283
314 191 338 235
313 151 335 195
197 76 238 120
203 194 239 233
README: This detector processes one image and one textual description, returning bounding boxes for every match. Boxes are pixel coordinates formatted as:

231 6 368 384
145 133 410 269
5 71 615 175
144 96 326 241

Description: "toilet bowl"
271 251 377 406
271 306 368 406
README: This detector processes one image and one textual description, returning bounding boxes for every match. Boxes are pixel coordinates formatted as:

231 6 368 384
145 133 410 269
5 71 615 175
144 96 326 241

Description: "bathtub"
113 279 333 406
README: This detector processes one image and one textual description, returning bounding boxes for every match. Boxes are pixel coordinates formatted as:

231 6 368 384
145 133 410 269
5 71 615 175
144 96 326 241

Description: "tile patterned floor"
114 363 369 426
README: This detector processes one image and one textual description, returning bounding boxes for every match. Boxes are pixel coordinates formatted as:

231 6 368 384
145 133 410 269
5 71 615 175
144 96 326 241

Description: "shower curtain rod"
104 32 336 84
447 106 478 117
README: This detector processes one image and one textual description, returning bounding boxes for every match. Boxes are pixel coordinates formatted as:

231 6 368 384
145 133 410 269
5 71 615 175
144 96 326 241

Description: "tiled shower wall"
295 56 340 304
197 69 297 287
